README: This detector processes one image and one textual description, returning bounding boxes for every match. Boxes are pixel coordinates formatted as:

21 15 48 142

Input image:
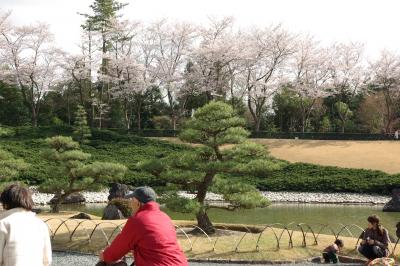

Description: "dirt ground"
253 139 400 174
157 137 400 174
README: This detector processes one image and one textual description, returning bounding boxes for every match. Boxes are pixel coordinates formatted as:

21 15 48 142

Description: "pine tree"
73 105 91 144
335 101 353 133
40 136 127 212
0 149 28 187
139 101 284 234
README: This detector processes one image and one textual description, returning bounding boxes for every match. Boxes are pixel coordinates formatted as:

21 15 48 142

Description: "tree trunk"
137 109 141 131
124 100 130 130
99 112 102 129
67 91 71 126
50 193 64 213
195 172 216 234
172 115 177 130
254 119 261 132
31 107 38 127
51 202 60 213
91 104 95 128
195 209 215 234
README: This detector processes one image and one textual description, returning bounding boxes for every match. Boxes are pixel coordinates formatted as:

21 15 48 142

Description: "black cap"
125 186 157 203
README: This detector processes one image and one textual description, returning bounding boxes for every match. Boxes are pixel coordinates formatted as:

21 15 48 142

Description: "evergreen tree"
0 149 28 187
40 136 127 212
335 101 353 133
73 105 91 144
139 101 284 233
80 0 127 128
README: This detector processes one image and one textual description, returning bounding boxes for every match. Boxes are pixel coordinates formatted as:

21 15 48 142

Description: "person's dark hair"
368 215 384 236
0 184 34 211
334 239 344 247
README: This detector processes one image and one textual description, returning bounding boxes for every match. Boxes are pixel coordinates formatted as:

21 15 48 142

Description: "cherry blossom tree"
329 42 366 97
191 17 240 101
0 10 11 50
369 50 400 133
107 20 156 130
290 36 332 132
0 23 62 127
328 43 367 132
239 25 295 131
151 19 197 130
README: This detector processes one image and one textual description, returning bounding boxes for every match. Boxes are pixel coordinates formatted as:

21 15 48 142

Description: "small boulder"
70 212 92 220
32 208 42 214
50 192 86 204
383 188 400 212
102 204 124 220
108 183 131 201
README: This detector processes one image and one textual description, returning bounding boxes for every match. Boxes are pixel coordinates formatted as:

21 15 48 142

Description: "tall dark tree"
80 0 127 128
73 105 92 144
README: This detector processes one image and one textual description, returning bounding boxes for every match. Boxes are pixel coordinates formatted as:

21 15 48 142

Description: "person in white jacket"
0 184 52 266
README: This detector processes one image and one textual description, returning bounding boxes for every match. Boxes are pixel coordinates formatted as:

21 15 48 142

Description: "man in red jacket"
98 186 188 266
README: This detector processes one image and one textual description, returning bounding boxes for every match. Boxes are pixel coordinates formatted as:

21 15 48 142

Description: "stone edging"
53 250 367 265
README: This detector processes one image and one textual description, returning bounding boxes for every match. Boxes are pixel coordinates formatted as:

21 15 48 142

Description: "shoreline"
32 189 391 206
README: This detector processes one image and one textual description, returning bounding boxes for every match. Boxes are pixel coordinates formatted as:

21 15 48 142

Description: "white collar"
0 208 33 220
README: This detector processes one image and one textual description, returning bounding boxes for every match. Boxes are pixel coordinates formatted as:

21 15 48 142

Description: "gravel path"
52 251 362 266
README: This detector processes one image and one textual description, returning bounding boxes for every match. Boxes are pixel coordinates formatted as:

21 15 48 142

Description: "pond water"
55 203 400 231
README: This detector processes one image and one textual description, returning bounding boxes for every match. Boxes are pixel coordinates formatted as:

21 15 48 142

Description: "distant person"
322 239 344 263
97 186 188 266
394 130 399 140
0 184 52 266
358 215 390 261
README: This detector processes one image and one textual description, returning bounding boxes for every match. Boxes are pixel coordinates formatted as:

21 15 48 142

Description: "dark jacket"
359 227 390 250
103 201 188 266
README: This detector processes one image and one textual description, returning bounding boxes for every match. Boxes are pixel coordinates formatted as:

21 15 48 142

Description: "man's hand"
99 250 104 261
367 239 375 245
361 239 366 245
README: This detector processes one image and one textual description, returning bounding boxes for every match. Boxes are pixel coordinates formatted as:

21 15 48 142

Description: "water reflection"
54 202 400 230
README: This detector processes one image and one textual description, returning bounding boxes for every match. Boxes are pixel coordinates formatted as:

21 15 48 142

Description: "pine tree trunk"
195 172 216 234
51 193 66 213
195 209 215 234
51 202 60 213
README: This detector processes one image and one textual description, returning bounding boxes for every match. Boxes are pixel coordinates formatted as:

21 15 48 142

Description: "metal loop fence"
44 219 400 258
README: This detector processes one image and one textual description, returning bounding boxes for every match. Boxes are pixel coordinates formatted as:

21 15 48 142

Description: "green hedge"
249 132 394 140
252 163 400 194
1 127 399 194
0 128 187 186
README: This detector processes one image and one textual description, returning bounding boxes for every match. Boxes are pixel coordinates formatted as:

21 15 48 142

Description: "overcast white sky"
1 0 399 59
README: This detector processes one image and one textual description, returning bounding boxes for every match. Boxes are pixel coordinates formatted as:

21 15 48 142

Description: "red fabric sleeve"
102 218 136 263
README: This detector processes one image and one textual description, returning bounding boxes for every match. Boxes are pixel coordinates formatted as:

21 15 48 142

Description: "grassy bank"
1 127 400 194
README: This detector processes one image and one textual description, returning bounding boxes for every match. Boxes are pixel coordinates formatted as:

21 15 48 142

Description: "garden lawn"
254 139 400 174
